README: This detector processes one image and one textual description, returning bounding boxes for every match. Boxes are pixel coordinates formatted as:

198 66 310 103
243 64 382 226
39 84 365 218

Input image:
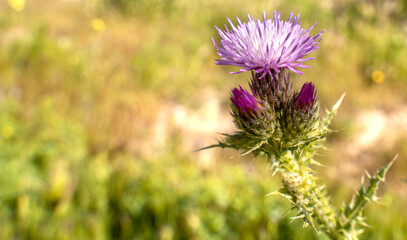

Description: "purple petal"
212 11 323 77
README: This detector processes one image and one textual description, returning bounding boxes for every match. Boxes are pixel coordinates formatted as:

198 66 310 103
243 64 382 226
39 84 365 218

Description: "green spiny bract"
250 69 292 112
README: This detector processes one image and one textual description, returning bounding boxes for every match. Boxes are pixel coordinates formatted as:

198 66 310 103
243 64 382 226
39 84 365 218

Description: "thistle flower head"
294 82 317 110
213 11 323 78
230 86 261 119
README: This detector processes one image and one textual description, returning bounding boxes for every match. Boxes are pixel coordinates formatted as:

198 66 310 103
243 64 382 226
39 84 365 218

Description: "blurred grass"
0 0 407 239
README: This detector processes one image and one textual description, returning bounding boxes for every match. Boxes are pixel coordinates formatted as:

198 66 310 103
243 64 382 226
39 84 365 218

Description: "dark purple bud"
231 86 261 119
294 82 316 110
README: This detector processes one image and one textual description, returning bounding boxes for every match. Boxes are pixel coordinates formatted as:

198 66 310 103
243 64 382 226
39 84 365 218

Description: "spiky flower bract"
250 69 292 111
212 11 323 78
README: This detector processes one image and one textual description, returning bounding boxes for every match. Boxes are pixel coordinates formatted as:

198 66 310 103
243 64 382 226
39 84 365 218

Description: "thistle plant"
206 11 395 240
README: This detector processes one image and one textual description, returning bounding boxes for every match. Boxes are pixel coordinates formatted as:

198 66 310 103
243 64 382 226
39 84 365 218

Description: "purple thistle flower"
231 86 261 119
294 82 317 110
212 11 323 78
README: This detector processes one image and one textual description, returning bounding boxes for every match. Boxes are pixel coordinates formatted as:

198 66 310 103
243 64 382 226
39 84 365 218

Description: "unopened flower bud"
294 82 317 110
230 86 275 138
279 82 319 142
231 86 261 120
282 172 303 194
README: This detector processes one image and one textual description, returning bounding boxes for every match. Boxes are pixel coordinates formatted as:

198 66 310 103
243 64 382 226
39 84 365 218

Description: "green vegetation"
0 0 406 239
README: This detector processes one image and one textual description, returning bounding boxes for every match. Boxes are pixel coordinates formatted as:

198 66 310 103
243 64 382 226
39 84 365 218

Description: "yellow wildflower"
1 124 14 139
91 18 106 32
8 0 25 12
371 70 385 83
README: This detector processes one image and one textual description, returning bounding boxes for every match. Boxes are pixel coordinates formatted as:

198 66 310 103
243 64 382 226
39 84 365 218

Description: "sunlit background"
0 0 406 239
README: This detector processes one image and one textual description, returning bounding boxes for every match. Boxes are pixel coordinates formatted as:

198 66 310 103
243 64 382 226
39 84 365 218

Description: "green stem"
276 152 343 239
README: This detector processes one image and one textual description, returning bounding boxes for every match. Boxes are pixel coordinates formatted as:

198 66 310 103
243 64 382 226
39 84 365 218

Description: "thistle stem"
275 152 343 239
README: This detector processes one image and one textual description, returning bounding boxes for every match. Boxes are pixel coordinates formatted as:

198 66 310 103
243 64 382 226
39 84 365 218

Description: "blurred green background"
0 0 406 239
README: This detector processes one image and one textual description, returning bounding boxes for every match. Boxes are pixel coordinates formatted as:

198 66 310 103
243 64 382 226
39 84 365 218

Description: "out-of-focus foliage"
0 97 405 239
0 0 407 239
0 98 319 239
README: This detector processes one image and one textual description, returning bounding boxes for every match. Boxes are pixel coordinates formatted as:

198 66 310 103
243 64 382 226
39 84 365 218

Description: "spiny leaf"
239 139 268 156
196 141 234 151
342 155 397 229
290 214 305 221
376 154 397 181
321 93 345 132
